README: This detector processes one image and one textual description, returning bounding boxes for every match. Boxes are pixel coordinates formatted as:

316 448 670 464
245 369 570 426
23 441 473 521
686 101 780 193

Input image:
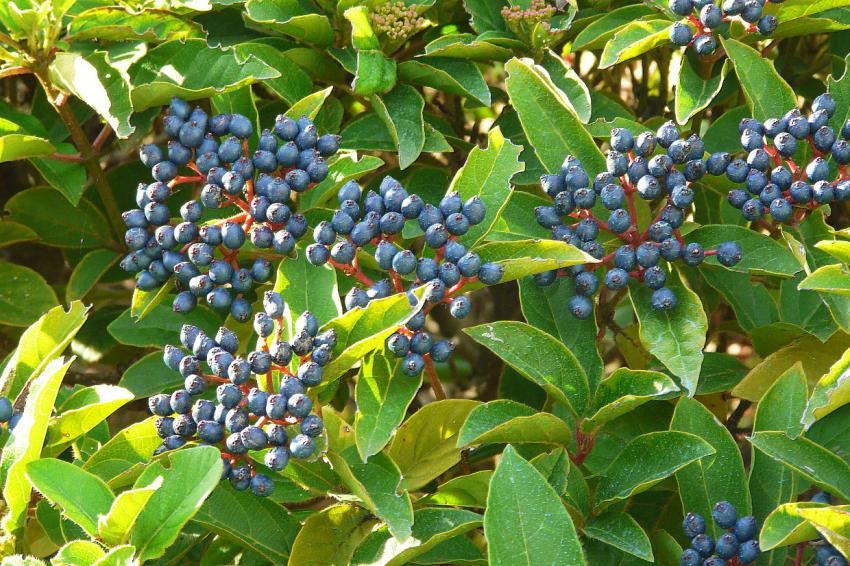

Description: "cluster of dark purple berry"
533 124 742 319
724 94 850 225
120 96 340 322
148 297 334 497
306 176 503 376
0 395 19 431
681 501 760 565
668 0 781 55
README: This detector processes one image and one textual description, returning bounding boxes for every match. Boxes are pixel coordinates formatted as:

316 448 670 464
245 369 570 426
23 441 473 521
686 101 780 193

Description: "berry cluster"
533 125 742 319
811 492 848 566
0 395 20 431
148 301 334 497
120 96 340 322
681 501 761 565
723 94 850 225
668 0 781 55
306 176 503 376
370 1 426 41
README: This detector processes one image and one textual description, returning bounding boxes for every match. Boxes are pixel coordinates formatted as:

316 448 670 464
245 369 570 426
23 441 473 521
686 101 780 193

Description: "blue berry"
738 540 760 564
568 295 593 319
713 501 737 529
651 287 677 310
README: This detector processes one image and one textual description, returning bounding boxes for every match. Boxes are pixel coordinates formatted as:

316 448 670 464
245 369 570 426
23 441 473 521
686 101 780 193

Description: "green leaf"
795 506 850 552
340 112 449 153
92 546 136 566
4 187 111 248
572 5 658 50
720 37 796 123
118 351 183 399
629 273 708 396
767 0 850 22
733 332 850 401
760 502 834 551
701 269 779 333
83 418 161 486
676 56 730 125
749 432 850 501
422 34 514 61
129 281 173 322
235 42 312 106
244 0 333 47
398 58 490 106
284 86 333 121
45 385 134 455
388 399 479 490
325 414 414 540
371 84 425 170
354 351 421 461
53 541 106 565
0 358 74 537
298 154 384 211
462 0 509 33
29 143 87 206
584 511 654 562
599 20 671 69
540 50 592 124
472 239 596 289
25 458 114 537
0 262 59 327
443 127 523 247
457 399 574 447
0 117 54 162
419 470 492 508
484 445 585 566
671 398 751 538
68 7 203 41
0 302 87 400
319 292 419 389
750 366 807 565
129 38 279 110
828 54 850 135
352 507 482 566
98 478 160 546
518 277 603 391
342 5 396 95
816 240 850 264
594 431 715 507
50 51 134 139
464 321 589 416
687 224 801 277
799 264 850 296
288 504 372 566
804 347 850 429
66 249 121 303
129 445 224 561
583 369 679 433
505 57 606 175
107 303 220 348
0 221 37 248
192 484 301 563
273 242 342 341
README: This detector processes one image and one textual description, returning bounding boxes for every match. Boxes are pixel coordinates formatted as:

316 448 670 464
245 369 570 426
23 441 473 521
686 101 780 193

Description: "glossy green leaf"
671 398 751 538
457 399 574 447
0 302 87 400
540 50 592 124
484 445 585 566
92 546 136 566
572 5 658 50
69 7 203 41
398 58 491 106
0 358 74 537
804 346 850 429
25 458 114 537
52 541 106 565
599 20 671 69
83 418 161 486
594 431 715 507
298 153 384 211
799 264 850 296
583 369 679 433
0 261 59 327
422 34 513 61
465 321 589 416
118 351 183 399
720 37 796 122
749 432 850 501
129 284 172 322
288 504 372 566
129 38 279 110
816 240 850 265
518 277 603 391
66 249 121 303
584 511 653 562
629 273 708 396
371 84 425 169
0 221 37 248
29 143 87 206
419 470 492 508
0 116 54 162
388 399 479 490
130 446 223 561
796 506 850 552
351 508 482 566
701 269 779 332
760 502 834 551
472 239 596 289
50 51 134 138
344 6 396 95
107 303 220 348
98 477 161 546
4 187 111 248
687 224 801 277
243 0 333 46
504 57 606 175
192 484 301 563
676 56 730 125
354 351 420 461
45 384 134 455
340 112 449 153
